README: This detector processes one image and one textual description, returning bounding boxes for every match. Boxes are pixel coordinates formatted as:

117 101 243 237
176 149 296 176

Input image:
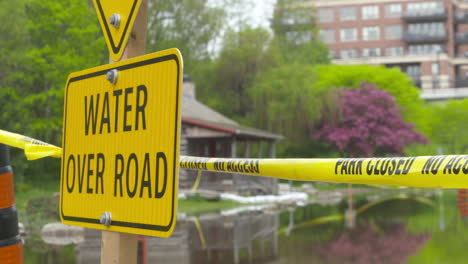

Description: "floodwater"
22 188 468 263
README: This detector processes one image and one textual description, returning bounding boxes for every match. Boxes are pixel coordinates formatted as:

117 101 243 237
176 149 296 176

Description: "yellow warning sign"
92 0 142 61
60 49 183 237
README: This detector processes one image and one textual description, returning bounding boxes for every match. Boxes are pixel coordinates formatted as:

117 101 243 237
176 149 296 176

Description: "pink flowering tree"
313 82 428 157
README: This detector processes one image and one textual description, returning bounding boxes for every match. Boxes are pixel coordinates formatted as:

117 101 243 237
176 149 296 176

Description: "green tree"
146 0 226 72
313 65 422 120
270 0 329 65
0 0 105 182
426 99 468 154
250 64 321 141
197 26 273 120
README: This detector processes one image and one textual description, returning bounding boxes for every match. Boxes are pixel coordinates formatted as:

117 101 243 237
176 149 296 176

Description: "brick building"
278 0 468 100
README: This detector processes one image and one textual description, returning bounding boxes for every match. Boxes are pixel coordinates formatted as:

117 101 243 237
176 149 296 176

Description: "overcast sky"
247 0 277 28
210 0 277 29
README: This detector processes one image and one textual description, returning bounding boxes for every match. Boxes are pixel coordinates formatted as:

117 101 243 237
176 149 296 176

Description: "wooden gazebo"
179 76 283 194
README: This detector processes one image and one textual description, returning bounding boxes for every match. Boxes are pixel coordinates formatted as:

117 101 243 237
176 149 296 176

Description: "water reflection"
71 211 279 264
24 188 468 263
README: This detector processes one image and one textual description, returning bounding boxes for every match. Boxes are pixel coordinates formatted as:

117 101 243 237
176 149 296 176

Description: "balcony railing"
332 50 446 60
402 10 447 22
456 33 468 44
402 32 448 44
455 12 468 24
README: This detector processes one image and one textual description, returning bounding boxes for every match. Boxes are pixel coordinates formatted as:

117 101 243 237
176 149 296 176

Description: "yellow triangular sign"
93 0 142 61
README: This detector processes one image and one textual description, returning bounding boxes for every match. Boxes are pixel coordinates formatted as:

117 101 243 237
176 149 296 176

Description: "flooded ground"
22 188 468 263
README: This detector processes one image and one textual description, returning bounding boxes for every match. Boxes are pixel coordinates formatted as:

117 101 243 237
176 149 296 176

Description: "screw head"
109 13 121 28
106 69 118 84
100 212 112 227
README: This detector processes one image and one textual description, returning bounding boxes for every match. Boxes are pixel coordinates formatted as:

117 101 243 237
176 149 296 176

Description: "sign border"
60 53 181 232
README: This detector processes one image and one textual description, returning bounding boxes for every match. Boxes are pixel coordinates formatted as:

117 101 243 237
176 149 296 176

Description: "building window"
407 1 444 15
408 23 445 35
285 30 312 45
340 28 357 42
319 29 335 44
362 5 379 20
340 7 357 21
431 63 439 75
385 4 402 18
340 49 360 59
385 25 402 40
408 44 443 55
318 8 334 23
385 46 404 56
407 65 421 80
363 26 380 41
362 48 381 57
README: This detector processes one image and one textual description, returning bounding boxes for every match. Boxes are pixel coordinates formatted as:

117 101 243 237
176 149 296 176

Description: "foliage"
313 65 423 121
250 64 320 143
196 27 273 120
178 198 242 215
146 0 226 72
270 0 329 66
424 99 468 154
314 83 428 157
0 0 105 182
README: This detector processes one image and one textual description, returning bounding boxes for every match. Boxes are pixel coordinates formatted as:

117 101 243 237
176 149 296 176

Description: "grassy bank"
178 199 242 215
15 181 59 211
14 182 243 216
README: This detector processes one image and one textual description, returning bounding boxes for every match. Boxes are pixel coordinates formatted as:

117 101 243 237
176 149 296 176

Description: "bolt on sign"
60 49 182 237
93 0 142 61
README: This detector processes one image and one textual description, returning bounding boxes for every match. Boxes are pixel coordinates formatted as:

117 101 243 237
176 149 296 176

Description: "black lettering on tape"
422 156 445 175
374 159 381 175
402 158 415 175
335 160 343 174
366 160 374 175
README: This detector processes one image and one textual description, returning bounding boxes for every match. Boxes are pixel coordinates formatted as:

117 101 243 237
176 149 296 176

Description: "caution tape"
3 128 468 188
191 170 202 191
0 129 62 160
180 155 468 189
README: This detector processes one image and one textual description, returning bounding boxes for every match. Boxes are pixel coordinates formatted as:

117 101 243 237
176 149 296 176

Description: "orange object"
0 144 23 264
0 171 14 209
0 241 23 264
458 189 468 217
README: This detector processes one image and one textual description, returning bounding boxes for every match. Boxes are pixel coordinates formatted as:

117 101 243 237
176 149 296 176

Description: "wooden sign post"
101 1 147 263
